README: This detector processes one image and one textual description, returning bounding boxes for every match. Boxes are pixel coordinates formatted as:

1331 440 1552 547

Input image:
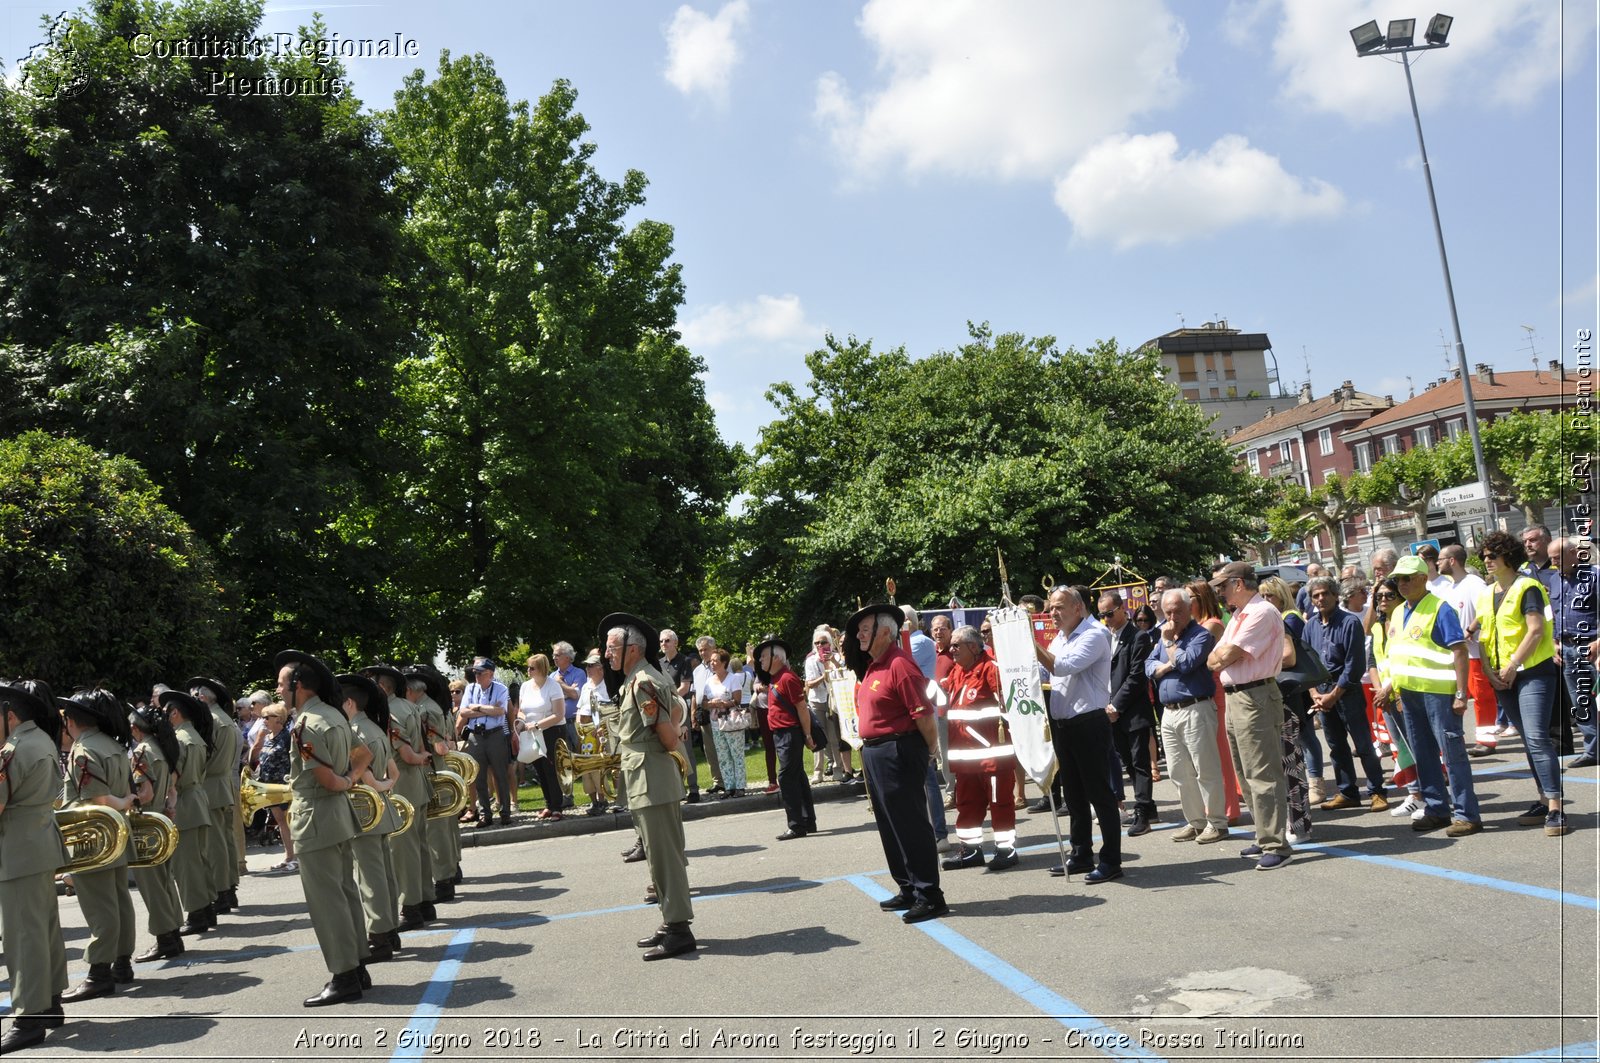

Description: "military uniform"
417 692 460 886
203 704 242 903
128 737 184 949
350 712 401 943
289 695 366 978
61 728 136 983
0 720 70 1021
614 658 692 926
170 720 218 926
388 694 434 918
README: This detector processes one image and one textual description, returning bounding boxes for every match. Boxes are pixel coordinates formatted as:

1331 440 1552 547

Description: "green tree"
699 326 1258 646
379 57 732 659
1359 435 1472 539
1480 410 1583 524
0 432 225 692
1269 473 1367 571
0 0 410 673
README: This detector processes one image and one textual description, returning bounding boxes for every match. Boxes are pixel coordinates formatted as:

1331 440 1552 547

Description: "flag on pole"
991 605 1054 787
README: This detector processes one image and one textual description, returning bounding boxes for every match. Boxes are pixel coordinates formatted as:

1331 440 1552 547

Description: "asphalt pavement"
6 745 1598 1062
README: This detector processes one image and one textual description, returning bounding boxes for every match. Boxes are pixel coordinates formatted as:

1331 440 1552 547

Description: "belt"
860 730 917 747
1161 696 1208 711
1222 678 1272 695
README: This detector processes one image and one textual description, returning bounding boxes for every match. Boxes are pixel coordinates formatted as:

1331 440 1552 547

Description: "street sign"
1430 481 1490 523
1409 538 1441 556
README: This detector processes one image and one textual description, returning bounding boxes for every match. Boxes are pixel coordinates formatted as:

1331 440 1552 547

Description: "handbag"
1279 625 1332 695
715 705 751 732
515 725 545 763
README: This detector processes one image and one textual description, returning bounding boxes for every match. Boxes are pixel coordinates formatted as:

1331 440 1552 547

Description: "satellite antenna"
1521 325 1540 378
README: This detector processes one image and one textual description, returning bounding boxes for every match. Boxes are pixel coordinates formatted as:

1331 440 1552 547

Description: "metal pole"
1400 50 1494 508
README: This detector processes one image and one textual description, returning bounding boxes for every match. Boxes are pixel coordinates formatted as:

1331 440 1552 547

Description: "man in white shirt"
1440 544 1496 756
1418 544 1454 598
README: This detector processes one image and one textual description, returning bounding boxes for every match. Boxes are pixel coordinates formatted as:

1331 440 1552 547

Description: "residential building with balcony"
1142 321 1284 435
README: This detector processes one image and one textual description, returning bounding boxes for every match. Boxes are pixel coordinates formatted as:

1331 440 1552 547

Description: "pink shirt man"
1216 594 1285 687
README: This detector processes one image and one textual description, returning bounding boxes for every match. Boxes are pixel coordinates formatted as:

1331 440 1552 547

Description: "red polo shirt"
765 668 806 730
855 643 933 739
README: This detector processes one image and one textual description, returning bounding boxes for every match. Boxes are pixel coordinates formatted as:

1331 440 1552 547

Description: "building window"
1280 441 1293 462
1354 442 1373 471
1182 388 1200 401
1382 435 1400 456
1247 451 1260 474
1321 468 1336 486
1205 369 1219 384
1318 428 1333 455
1447 418 1465 439
1414 424 1433 448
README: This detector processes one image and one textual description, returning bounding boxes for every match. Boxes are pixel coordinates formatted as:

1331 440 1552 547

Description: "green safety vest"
1386 594 1457 694
1476 575 1555 674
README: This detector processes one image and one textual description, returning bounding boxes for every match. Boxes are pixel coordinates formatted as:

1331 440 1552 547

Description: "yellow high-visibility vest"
1387 594 1457 694
1476 576 1555 674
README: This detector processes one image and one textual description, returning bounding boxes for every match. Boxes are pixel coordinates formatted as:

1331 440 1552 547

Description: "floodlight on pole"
1350 14 1493 513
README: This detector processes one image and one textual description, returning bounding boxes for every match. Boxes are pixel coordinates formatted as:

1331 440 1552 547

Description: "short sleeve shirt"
855 644 933 739
1217 595 1286 686
766 669 806 729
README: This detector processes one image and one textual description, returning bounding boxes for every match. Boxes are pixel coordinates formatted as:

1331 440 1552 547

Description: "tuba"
128 810 178 868
56 805 130 874
239 769 293 820
425 768 469 820
443 749 479 786
347 783 384 833
388 793 415 837
555 736 620 800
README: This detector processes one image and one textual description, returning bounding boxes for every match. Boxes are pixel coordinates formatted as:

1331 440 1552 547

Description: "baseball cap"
1392 555 1428 577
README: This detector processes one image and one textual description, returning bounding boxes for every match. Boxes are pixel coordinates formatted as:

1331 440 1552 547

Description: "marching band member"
0 681 69 1053
128 704 186 963
337 673 403 962
365 665 435 930
161 689 219 935
403 666 460 901
277 650 372 1006
187 677 243 917
56 689 138 1001
942 626 1018 870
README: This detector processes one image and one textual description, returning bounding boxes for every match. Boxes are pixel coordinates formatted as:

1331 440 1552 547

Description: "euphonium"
555 741 621 798
55 805 130 874
425 769 469 820
443 749 479 786
347 783 384 833
128 810 178 868
388 793 415 837
239 769 293 819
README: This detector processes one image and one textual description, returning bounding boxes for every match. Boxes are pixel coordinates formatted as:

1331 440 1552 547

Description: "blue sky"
4 0 1595 452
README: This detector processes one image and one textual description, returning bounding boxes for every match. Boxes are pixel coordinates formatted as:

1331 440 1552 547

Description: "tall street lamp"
1351 14 1494 511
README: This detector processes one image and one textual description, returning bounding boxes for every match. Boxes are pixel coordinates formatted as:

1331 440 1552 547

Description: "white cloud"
815 0 1187 181
1053 133 1344 250
663 0 750 103
679 294 819 349
1262 0 1596 123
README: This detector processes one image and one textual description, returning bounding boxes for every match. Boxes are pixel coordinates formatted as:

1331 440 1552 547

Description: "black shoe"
388 929 403 950
1570 754 1599 769
36 1000 63 1029
212 891 232 915
1028 798 1052 813
776 829 807 841
987 847 1019 871
60 964 116 1003
499 814 512 826
303 969 363 1007
684 793 701 804
111 956 134 984
636 924 671 948
178 904 215 936
878 891 914 911
434 880 456 902
0 1025 47 1053
622 840 646 863
421 902 437 922
133 931 184 963
941 845 985 871
708 784 725 794
397 905 427 932
902 898 950 924
222 886 240 911
366 935 395 963
587 802 609 816
1127 815 1152 838
1084 865 1124 884
1048 860 1094 878
357 963 372 990
641 923 697 961
453 866 464 885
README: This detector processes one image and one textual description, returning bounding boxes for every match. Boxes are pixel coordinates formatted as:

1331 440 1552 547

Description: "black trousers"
1111 718 1156 819
468 729 513 818
1050 711 1122 870
772 726 815 833
860 731 942 903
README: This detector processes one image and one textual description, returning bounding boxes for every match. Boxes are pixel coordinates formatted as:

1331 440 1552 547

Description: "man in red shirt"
754 637 816 840
943 625 1018 870
843 603 947 923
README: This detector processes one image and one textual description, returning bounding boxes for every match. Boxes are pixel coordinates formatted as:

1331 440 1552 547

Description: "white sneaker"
1411 806 1428 821
1389 795 1424 818
1308 779 1326 804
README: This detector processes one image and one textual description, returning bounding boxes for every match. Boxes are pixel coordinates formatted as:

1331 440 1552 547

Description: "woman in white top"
700 649 747 797
521 653 568 819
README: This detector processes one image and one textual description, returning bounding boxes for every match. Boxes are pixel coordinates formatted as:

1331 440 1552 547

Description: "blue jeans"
1495 666 1561 797
924 760 949 840
1322 689 1386 799
1559 646 1598 758
1399 688 1480 822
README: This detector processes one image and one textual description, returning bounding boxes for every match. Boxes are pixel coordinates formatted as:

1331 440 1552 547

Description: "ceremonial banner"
991 606 1054 785
829 673 862 750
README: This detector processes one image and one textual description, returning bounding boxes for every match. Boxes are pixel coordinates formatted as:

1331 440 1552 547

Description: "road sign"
1409 538 1441 556
1430 481 1491 523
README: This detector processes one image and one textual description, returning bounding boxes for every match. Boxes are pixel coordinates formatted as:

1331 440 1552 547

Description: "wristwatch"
1453 691 1467 700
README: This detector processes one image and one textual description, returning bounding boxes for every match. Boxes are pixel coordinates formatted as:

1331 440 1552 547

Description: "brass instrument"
424 769 469 820
348 783 384 833
555 737 620 800
55 806 130 874
389 793 415 837
239 770 293 820
668 747 692 787
128 810 178 868
443 749 479 786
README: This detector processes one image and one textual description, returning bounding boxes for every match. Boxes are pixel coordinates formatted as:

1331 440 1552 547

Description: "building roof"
1344 369 1570 437
1226 388 1391 448
1142 322 1271 354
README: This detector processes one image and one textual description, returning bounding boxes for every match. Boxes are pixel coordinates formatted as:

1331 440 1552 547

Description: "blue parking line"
1481 1041 1600 1061
1294 841 1598 909
843 874 1167 1062
389 927 477 1063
